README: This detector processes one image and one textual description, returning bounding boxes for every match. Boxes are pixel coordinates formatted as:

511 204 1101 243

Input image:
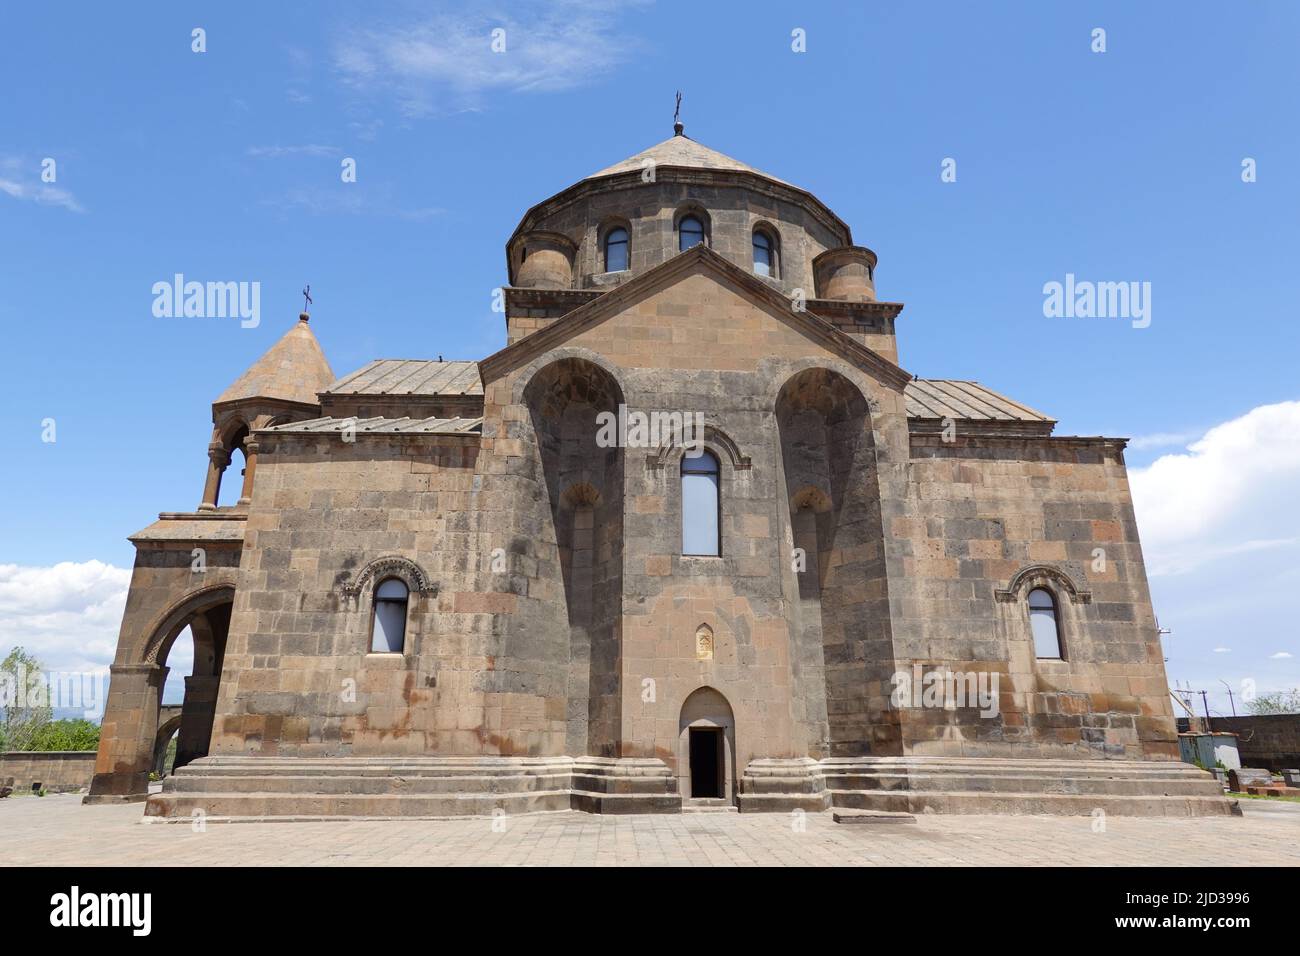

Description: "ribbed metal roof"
904 380 1054 424
263 416 483 435
323 359 482 397
321 363 1047 427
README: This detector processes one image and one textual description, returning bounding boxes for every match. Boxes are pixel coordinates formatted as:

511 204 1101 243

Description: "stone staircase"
146 755 680 820
145 753 1237 820
738 755 1235 816
817 756 1237 817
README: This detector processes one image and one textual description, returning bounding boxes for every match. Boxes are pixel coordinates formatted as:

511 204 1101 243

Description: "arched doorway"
152 708 183 779
87 584 235 801
677 687 736 803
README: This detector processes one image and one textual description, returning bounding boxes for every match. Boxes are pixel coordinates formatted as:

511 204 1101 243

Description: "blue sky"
1 0 1296 715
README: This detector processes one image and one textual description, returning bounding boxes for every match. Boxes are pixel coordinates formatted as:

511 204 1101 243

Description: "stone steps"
823 772 1221 797
741 756 1236 817
831 789 1236 817
682 799 737 813
147 755 682 819
146 789 576 819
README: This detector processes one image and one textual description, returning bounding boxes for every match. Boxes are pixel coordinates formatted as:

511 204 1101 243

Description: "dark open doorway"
689 727 724 799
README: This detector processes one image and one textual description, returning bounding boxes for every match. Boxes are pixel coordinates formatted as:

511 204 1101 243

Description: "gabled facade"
88 128 1230 817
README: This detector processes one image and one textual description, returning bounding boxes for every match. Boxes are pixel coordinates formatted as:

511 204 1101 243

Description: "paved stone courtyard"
2 793 1298 866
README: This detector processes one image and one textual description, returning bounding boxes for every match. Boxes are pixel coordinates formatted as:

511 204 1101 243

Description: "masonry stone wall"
1206 715 1300 771
0 751 96 792
479 259 914 783
893 435 1176 760
205 432 574 757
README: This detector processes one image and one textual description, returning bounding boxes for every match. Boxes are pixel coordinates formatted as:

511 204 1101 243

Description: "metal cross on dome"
302 285 312 311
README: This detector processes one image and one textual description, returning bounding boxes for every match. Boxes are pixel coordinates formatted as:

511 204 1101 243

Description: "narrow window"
682 450 720 556
1028 588 1062 659
372 578 409 653
752 229 774 276
679 215 705 252
604 227 629 272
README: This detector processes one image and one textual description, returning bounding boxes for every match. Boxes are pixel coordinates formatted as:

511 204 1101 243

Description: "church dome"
506 128 859 299
582 134 793 187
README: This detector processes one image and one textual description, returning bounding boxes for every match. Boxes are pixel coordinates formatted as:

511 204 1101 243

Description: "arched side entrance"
677 687 737 803
152 707 183 778
86 585 235 802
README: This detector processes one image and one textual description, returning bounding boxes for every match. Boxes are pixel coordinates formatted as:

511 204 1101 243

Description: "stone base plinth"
144 755 681 820
754 756 1237 817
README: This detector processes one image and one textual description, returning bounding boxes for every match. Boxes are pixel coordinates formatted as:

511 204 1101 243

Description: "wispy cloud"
246 144 342 158
1127 429 1204 451
0 157 85 213
333 0 651 116
258 183 444 220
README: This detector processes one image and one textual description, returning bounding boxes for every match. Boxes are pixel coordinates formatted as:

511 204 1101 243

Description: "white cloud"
0 157 85 213
1213 647 1231 653
0 561 199 715
0 561 129 679
333 0 650 116
1271 652 1294 659
1130 400 1300 576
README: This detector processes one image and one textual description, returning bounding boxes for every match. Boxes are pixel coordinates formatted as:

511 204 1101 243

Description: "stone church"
89 127 1229 817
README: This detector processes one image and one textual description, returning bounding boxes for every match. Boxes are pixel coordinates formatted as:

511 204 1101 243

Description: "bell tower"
198 311 334 510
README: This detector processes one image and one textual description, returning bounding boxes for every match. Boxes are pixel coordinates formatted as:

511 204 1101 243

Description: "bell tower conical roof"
215 314 334 407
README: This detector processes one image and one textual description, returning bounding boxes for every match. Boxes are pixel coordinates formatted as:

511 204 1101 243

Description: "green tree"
1247 689 1300 715
0 646 53 751
27 719 100 751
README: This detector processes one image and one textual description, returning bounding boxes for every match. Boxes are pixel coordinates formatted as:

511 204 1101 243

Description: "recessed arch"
776 364 893 758
522 354 626 758
995 564 1092 605
339 554 438 602
790 485 832 514
751 221 781 278
598 217 631 273
508 346 629 408
141 583 237 665
673 204 711 252
650 421 751 472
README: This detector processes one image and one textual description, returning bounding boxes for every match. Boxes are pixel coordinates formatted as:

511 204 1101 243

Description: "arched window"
371 578 409 653
681 450 720 556
678 215 705 252
752 228 776 277
1028 588 1062 659
604 227 629 272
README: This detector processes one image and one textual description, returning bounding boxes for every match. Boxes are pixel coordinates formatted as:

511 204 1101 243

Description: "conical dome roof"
215 315 334 407
585 133 791 186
